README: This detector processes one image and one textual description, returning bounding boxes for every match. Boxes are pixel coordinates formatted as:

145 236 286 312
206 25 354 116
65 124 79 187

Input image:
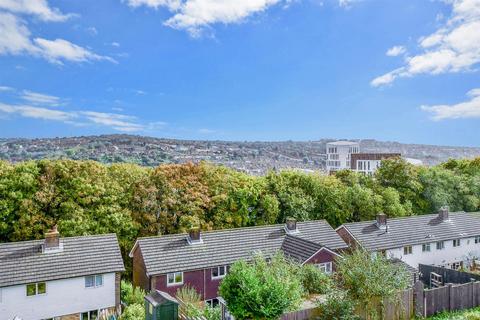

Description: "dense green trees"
1 157 480 277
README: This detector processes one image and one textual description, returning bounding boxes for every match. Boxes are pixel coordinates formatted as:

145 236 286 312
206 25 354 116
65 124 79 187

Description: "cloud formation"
21 90 62 106
386 45 406 57
421 88 480 120
0 1 114 64
372 0 480 87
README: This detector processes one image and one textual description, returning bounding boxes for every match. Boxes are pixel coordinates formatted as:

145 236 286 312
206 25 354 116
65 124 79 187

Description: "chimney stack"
187 227 202 245
285 217 298 234
44 225 61 252
376 213 388 231
439 206 449 221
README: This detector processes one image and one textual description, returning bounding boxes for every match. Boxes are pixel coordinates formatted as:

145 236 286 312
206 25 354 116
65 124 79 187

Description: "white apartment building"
326 141 360 173
0 228 125 320
350 153 401 176
336 208 480 270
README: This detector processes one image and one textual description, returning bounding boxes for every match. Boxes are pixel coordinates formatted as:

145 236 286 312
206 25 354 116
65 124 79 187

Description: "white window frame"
422 243 431 252
316 262 332 274
167 272 183 286
26 282 47 297
453 239 461 247
403 246 412 255
436 241 445 250
212 265 228 279
80 310 99 320
85 275 103 288
475 236 480 244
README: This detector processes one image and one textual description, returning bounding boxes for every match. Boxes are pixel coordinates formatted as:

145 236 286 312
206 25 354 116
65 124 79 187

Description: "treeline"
1 158 479 274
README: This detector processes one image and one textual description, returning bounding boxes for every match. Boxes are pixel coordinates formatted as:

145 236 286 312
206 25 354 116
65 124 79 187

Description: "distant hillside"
1 135 479 175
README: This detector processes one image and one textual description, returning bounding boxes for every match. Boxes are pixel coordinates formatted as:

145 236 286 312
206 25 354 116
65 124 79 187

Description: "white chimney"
439 206 449 221
285 217 299 234
376 213 388 231
187 228 203 245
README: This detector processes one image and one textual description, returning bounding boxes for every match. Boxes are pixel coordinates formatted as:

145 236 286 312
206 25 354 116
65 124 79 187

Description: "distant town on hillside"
1 135 479 175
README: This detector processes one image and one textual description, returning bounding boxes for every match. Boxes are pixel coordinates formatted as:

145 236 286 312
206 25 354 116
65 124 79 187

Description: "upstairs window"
422 243 431 252
403 246 412 255
475 236 480 244
212 266 228 279
26 282 46 296
81 310 98 320
85 275 103 288
436 241 445 250
453 239 461 247
167 272 183 286
316 262 332 274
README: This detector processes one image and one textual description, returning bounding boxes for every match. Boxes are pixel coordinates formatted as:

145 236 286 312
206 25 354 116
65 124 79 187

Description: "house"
350 153 401 175
336 208 480 270
130 219 348 303
326 141 360 174
0 227 125 320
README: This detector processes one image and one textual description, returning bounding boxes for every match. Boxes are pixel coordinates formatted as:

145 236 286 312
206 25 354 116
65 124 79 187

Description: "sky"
0 0 479 146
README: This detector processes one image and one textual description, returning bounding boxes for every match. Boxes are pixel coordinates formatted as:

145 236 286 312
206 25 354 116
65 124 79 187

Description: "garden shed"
145 290 179 320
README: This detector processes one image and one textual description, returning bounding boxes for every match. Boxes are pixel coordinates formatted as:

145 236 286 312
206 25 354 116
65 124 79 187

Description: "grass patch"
424 307 480 319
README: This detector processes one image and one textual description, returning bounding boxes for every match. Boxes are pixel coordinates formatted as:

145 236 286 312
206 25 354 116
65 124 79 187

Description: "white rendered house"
0 228 124 320
326 141 360 174
336 208 480 270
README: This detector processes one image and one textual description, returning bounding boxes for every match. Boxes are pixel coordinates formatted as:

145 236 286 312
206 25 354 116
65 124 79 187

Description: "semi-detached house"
0 227 125 320
130 219 348 304
336 208 480 270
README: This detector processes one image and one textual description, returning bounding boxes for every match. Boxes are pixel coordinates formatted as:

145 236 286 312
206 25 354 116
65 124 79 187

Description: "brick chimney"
285 217 298 234
376 213 388 231
187 227 202 245
44 225 61 252
439 206 449 221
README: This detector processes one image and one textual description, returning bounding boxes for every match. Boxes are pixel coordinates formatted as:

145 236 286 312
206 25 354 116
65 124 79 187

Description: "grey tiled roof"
281 234 322 263
340 212 480 251
0 234 125 287
134 220 348 276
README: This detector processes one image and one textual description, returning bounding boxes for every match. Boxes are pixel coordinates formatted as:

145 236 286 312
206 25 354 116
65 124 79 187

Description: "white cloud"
421 88 480 120
111 42 120 47
0 0 73 22
0 86 14 91
198 128 215 134
21 90 61 106
386 45 406 57
372 0 480 87
0 103 74 121
86 26 98 36
126 0 292 36
0 6 113 64
80 111 145 132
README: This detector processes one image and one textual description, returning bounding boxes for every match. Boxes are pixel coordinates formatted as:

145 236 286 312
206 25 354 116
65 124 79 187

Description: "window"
453 239 461 247
422 243 431 252
475 236 480 244
167 272 183 286
206 298 220 307
316 262 332 274
403 246 412 255
26 282 46 296
80 310 98 320
85 275 103 288
212 266 227 279
451 262 462 270
436 241 445 250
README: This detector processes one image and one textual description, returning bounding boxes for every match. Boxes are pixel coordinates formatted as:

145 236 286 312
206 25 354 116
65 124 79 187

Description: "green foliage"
335 249 410 319
203 305 222 320
317 289 360 320
300 263 333 295
176 285 204 318
121 280 146 306
425 306 480 319
120 303 145 320
219 253 303 320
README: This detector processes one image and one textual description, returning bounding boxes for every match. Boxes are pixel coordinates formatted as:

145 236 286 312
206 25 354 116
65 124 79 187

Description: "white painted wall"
383 237 480 268
326 142 360 173
0 272 116 320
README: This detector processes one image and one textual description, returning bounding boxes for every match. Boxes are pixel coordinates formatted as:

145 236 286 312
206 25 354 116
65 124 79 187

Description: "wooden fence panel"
280 307 322 320
383 289 413 320
451 282 474 311
425 286 449 316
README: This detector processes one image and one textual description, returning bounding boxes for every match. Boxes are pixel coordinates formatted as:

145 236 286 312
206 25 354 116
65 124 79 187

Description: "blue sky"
0 0 479 146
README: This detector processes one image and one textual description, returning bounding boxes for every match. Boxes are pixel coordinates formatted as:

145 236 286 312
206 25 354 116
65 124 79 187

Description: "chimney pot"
376 213 388 231
439 206 449 221
285 217 298 234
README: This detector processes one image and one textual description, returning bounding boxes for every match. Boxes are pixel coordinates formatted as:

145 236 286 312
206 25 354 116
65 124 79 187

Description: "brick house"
0 227 125 320
130 219 348 303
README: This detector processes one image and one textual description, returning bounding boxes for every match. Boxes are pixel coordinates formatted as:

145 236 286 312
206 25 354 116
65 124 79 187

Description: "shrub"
120 303 145 320
203 305 222 320
176 285 204 318
300 264 333 295
121 280 146 306
317 290 359 320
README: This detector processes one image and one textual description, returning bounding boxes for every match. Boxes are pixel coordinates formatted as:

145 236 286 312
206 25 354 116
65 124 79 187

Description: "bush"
219 253 303 320
121 280 146 306
176 285 204 318
317 290 359 320
300 264 333 295
203 305 222 320
120 303 145 320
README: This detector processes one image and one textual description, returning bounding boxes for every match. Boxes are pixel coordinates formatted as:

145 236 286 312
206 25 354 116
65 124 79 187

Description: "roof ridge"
342 211 473 226
0 233 117 247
